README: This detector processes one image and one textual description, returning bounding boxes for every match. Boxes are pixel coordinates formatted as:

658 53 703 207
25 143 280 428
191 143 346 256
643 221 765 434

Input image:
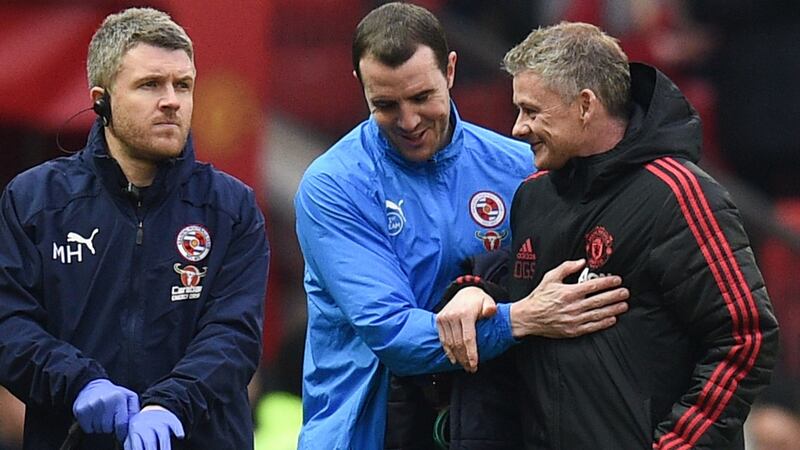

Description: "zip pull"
136 220 143 245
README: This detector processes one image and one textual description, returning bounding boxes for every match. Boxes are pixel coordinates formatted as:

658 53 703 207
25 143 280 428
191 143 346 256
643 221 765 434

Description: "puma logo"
386 199 407 236
67 228 99 255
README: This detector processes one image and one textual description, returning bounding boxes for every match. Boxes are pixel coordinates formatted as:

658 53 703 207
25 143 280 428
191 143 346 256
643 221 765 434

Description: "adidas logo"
516 238 536 261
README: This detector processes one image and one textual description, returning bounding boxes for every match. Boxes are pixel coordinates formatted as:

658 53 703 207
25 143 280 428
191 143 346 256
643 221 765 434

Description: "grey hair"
87 7 193 89
503 22 631 119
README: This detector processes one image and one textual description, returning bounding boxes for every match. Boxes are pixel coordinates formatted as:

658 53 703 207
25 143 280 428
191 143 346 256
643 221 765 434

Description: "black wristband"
435 275 508 312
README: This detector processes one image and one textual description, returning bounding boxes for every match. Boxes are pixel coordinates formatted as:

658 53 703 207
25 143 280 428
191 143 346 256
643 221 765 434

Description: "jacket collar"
369 101 465 171
80 119 195 204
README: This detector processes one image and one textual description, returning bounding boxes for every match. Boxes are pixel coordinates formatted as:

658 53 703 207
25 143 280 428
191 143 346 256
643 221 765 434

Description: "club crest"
176 225 211 262
585 226 614 269
469 191 506 228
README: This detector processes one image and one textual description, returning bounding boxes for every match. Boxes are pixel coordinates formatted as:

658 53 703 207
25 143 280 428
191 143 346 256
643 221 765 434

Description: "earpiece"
93 90 112 127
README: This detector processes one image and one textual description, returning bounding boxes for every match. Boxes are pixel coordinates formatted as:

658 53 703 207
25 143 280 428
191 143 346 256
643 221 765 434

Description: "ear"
577 89 598 123
446 51 457 89
352 69 358 81
90 86 105 103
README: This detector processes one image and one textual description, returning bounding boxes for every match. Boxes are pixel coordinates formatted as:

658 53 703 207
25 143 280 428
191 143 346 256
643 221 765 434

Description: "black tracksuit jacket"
449 63 779 450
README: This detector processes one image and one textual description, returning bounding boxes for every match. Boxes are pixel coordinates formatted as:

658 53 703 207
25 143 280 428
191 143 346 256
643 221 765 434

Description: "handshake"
72 379 184 450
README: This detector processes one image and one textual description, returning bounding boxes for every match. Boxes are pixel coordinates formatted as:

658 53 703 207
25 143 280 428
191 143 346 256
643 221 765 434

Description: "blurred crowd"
1 1 799 449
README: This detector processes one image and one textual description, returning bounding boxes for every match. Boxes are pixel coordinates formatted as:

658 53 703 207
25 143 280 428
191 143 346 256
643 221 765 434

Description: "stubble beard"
110 113 187 163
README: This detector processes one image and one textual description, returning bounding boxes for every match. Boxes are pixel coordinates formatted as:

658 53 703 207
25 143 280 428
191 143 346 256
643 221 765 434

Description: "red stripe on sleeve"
524 170 549 182
645 158 762 449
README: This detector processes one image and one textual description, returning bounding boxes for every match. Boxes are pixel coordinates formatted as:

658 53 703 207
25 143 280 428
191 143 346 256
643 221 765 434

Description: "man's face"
511 70 583 170
358 46 455 162
102 43 195 163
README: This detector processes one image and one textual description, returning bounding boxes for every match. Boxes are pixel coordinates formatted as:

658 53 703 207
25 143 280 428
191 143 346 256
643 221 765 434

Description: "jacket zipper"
127 197 145 386
136 198 144 245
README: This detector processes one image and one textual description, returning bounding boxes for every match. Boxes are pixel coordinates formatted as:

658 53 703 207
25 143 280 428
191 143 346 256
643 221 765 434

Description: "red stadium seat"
758 198 800 376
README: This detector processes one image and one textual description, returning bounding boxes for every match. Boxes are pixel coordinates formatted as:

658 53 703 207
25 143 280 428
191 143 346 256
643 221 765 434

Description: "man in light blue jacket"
294 3 630 449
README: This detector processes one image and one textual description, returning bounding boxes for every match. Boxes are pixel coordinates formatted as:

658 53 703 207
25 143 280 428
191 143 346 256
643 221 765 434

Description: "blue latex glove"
73 378 140 441
124 407 185 450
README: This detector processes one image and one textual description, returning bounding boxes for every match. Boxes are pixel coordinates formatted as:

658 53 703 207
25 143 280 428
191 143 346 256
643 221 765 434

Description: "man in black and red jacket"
443 22 779 449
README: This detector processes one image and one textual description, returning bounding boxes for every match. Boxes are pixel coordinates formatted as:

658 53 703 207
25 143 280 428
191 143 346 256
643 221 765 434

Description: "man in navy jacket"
0 7 269 450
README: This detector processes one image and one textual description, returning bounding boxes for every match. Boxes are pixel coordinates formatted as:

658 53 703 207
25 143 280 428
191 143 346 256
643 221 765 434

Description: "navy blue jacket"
0 121 269 449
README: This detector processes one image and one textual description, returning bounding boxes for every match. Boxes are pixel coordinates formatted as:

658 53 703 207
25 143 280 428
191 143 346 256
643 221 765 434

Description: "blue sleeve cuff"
495 303 519 346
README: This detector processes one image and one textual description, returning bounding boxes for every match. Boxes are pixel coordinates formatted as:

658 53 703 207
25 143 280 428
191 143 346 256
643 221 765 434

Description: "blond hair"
87 7 193 89
504 22 631 119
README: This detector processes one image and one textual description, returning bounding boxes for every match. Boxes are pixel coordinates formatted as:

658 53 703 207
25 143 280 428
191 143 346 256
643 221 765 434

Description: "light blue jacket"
294 105 534 449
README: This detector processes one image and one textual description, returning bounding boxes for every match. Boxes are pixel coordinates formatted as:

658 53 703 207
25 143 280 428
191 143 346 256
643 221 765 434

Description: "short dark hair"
352 2 449 80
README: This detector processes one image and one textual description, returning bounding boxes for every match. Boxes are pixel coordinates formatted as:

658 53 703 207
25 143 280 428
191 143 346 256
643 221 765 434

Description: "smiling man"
0 8 269 450
294 3 630 449
448 22 780 449
357 44 455 163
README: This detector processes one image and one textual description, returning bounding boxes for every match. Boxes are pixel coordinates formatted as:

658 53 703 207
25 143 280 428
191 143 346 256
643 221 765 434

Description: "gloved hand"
72 378 140 441
124 405 185 450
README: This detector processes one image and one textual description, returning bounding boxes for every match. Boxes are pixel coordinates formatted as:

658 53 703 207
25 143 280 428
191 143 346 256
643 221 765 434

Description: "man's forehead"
118 43 195 76
513 71 558 102
364 77 436 103
360 50 443 98
359 46 440 74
